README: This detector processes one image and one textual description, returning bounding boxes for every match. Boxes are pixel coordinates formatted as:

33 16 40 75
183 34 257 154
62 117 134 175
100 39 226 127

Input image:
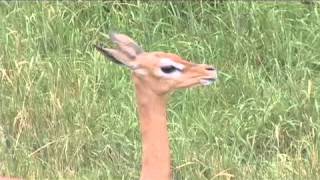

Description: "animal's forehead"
135 52 194 69
154 52 192 65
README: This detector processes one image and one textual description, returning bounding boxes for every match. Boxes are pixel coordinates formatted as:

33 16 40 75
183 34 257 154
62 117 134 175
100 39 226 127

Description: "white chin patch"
200 79 214 86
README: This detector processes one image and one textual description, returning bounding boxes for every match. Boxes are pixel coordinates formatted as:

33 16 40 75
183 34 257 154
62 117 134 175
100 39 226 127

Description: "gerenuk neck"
134 81 171 180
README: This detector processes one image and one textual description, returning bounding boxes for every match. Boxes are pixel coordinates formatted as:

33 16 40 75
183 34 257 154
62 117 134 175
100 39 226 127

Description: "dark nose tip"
206 66 216 71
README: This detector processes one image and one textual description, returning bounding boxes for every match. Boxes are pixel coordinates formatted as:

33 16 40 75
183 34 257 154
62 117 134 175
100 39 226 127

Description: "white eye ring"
159 69 182 78
158 58 184 78
159 58 185 70
160 65 179 74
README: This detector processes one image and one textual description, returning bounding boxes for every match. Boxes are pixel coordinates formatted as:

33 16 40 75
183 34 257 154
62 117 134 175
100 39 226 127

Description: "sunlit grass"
0 1 319 179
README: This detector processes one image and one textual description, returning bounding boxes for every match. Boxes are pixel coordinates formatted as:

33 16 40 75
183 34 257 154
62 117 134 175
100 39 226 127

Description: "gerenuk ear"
95 45 138 69
109 32 144 58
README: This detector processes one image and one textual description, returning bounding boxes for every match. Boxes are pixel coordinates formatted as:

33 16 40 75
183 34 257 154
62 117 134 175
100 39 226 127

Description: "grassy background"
0 1 319 179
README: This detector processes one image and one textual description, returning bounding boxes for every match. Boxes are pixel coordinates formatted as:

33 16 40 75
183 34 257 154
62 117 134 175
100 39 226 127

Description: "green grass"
0 1 319 179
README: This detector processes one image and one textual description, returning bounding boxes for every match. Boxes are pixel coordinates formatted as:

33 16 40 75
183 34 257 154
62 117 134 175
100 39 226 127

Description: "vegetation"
0 1 319 179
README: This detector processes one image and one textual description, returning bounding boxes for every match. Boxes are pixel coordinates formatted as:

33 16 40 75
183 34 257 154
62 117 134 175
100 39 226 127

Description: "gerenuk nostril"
206 67 215 71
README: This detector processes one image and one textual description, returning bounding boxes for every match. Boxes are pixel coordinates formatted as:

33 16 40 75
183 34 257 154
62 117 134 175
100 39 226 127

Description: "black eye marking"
161 65 179 74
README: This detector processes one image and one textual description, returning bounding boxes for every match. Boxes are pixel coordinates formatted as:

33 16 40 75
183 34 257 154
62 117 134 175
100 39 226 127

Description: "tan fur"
96 32 218 180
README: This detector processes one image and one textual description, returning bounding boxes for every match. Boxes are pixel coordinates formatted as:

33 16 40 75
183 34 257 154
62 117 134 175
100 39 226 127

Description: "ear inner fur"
110 32 144 56
95 45 125 65
95 45 138 69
